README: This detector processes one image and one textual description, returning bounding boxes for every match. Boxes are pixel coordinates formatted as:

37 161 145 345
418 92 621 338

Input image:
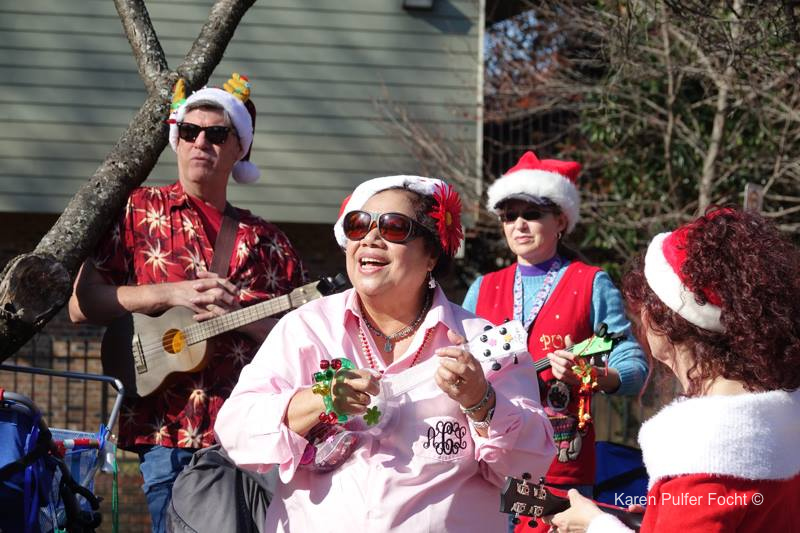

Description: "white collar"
639 389 800 487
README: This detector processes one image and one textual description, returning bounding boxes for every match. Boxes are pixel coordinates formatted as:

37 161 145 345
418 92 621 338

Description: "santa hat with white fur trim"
486 151 582 234
644 214 726 332
167 74 260 184
334 175 463 256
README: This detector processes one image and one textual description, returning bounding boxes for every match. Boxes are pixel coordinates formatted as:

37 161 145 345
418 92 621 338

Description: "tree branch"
113 0 170 97
660 5 677 192
177 0 257 91
698 0 742 211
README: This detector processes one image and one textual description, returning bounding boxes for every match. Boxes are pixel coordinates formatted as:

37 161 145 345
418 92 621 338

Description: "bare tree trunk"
699 71 731 212
660 4 677 193
698 0 742 212
0 0 256 360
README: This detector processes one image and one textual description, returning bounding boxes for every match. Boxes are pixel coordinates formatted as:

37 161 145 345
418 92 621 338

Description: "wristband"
460 382 494 415
470 405 495 430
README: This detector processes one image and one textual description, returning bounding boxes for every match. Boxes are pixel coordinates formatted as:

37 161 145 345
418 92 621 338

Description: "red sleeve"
92 195 136 286
644 476 749 532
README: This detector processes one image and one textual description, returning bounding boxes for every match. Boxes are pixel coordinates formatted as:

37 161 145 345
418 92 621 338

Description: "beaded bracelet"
460 382 495 415
311 358 354 424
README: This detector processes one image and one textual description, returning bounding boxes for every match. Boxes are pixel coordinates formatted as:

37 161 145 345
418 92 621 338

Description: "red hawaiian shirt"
93 182 304 450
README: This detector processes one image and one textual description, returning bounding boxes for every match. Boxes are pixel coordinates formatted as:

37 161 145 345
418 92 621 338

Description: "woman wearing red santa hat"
551 207 800 532
463 151 648 526
214 176 555 532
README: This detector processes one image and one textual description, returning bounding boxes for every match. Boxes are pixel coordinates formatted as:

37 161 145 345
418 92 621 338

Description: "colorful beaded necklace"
513 256 562 331
358 325 434 371
362 291 432 352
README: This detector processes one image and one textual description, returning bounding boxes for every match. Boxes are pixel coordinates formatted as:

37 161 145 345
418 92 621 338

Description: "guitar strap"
209 203 240 277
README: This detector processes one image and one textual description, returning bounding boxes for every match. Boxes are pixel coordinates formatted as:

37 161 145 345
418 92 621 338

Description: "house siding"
0 0 482 223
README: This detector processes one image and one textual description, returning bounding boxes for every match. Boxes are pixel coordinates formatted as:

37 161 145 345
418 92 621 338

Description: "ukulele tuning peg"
499 327 507 335
513 355 518 365
595 322 608 338
483 324 493 331
511 517 520 525
480 334 488 342
521 472 531 480
503 317 511 323
528 519 538 528
483 349 492 358
538 476 546 484
492 362 501 371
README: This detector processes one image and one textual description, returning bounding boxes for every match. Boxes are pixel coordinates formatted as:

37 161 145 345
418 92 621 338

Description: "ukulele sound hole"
163 329 186 354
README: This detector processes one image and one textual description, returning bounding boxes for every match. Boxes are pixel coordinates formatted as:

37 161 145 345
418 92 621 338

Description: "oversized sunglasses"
499 207 551 223
177 122 232 145
343 210 430 244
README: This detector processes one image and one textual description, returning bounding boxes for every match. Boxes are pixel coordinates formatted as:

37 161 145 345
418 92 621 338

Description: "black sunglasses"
499 207 551 223
343 210 430 244
177 122 232 145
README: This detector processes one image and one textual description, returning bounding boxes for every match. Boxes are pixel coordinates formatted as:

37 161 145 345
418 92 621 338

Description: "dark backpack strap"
594 466 649 497
209 203 240 277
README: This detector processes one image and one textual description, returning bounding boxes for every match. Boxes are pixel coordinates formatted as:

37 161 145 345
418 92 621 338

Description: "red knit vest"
475 261 600 487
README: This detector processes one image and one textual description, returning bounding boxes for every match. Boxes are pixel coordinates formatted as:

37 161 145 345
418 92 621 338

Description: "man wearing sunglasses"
68 75 304 533
462 151 648 533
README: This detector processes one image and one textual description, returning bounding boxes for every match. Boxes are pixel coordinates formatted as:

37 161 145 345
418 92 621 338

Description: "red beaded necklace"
358 325 434 370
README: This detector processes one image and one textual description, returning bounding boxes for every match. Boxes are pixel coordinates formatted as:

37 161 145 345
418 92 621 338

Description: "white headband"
644 232 724 332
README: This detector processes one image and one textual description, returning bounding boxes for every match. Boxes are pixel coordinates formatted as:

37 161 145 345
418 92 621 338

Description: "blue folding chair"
0 364 124 533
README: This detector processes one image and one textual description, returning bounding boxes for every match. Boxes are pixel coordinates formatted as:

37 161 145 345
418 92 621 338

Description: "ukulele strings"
532 332 601 372
132 295 291 355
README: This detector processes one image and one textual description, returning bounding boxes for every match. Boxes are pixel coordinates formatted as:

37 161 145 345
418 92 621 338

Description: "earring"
427 272 437 289
557 231 563 241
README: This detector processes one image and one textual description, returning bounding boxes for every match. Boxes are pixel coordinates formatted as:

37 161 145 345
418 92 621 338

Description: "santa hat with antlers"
167 73 260 184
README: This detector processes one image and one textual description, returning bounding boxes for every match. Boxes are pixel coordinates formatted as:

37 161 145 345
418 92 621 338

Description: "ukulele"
500 474 643 531
304 320 531 471
534 322 625 375
101 275 348 397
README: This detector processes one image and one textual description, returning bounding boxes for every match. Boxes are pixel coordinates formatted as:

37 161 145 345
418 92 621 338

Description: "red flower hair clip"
430 182 463 256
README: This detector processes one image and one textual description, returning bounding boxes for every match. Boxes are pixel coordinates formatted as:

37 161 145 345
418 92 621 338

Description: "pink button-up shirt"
215 287 555 532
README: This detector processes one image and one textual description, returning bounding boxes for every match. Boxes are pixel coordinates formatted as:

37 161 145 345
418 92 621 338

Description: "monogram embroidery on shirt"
423 420 468 456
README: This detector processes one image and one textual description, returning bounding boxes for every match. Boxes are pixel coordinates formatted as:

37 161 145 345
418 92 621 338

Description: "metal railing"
0 333 116 434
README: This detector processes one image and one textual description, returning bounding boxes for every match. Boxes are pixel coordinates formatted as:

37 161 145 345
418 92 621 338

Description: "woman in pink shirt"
215 176 555 532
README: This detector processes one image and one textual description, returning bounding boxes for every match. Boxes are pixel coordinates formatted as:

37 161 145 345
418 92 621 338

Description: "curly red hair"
623 207 800 396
